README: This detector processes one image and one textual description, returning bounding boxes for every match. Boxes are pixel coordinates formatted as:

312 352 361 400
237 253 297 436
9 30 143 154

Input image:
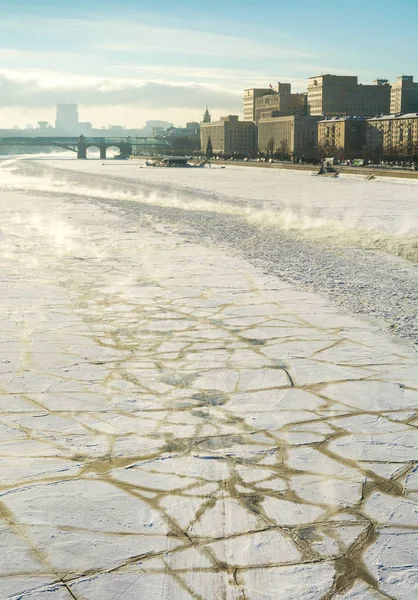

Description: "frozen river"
4 157 418 344
0 157 417 599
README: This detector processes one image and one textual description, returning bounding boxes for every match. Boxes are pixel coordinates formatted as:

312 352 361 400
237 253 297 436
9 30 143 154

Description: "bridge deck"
0 136 168 146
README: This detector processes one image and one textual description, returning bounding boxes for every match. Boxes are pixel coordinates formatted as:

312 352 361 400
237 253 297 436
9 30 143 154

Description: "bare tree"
265 137 275 158
279 139 289 159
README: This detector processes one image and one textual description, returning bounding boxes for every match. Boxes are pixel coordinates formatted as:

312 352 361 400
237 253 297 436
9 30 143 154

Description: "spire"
203 106 211 123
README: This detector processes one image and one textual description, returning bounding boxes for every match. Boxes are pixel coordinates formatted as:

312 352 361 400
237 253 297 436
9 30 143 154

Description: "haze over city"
1 0 418 128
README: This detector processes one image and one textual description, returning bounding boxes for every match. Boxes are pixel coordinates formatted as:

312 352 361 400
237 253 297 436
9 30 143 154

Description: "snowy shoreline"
132 155 418 180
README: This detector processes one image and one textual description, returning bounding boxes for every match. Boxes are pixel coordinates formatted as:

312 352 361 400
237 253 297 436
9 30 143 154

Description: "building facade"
200 115 257 155
318 117 367 159
307 75 390 118
390 76 418 114
254 92 306 122
243 88 276 121
244 84 306 123
186 122 200 134
366 113 418 159
257 115 321 159
55 104 79 135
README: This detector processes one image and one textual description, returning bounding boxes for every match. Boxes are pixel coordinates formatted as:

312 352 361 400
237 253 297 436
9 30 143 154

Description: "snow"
11 157 415 342
0 155 417 599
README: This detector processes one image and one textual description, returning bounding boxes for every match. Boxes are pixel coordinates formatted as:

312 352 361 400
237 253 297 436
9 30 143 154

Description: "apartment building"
318 116 367 159
390 76 418 114
307 75 390 117
367 113 418 158
257 115 321 158
200 115 257 155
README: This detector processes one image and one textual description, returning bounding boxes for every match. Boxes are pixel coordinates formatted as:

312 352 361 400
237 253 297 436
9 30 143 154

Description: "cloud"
117 64 310 90
0 16 314 61
87 23 315 60
0 49 78 63
0 12 383 127
0 72 241 111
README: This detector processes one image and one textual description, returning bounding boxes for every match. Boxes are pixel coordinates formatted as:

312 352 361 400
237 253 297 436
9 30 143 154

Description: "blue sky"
0 0 417 127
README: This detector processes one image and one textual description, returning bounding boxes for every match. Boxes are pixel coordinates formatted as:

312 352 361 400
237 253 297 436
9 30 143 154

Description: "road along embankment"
132 154 418 180
208 160 418 180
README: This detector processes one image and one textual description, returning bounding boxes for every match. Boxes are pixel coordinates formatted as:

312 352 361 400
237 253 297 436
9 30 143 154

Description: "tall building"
307 75 390 118
200 115 257 155
254 91 307 123
243 88 275 121
244 84 306 123
257 115 321 159
367 113 418 158
318 117 367 159
390 76 418 114
202 106 211 123
55 104 79 135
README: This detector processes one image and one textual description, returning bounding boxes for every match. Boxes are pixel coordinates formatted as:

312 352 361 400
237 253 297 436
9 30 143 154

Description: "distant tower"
203 105 211 123
55 104 79 135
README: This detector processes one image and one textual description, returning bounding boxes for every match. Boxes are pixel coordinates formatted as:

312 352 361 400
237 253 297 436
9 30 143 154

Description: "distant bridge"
0 135 170 159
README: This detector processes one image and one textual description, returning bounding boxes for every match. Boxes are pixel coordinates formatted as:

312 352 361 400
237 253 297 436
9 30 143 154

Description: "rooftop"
318 116 367 123
367 113 418 121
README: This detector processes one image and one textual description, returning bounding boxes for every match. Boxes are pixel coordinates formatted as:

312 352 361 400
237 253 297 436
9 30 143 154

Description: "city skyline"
0 0 418 128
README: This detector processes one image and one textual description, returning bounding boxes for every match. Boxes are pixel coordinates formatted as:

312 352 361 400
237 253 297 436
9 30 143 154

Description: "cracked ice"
0 157 417 600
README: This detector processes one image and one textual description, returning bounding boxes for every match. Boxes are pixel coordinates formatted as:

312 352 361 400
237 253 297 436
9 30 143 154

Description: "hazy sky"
0 0 417 128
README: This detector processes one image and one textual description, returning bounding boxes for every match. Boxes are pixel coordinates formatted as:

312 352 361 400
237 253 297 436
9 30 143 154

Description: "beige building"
308 74 390 117
318 117 367 159
200 115 257 155
257 115 321 158
244 83 306 123
254 92 306 122
367 113 418 158
390 76 418 114
244 88 275 121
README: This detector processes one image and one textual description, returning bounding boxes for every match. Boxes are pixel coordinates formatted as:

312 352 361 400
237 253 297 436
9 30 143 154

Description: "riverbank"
209 159 418 179
131 155 418 179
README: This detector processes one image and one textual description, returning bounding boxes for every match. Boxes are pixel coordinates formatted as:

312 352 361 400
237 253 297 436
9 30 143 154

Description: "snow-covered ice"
5 157 417 343
0 156 417 599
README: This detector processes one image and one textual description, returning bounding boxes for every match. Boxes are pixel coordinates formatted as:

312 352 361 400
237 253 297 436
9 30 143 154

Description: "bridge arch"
106 145 122 158
85 145 102 159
